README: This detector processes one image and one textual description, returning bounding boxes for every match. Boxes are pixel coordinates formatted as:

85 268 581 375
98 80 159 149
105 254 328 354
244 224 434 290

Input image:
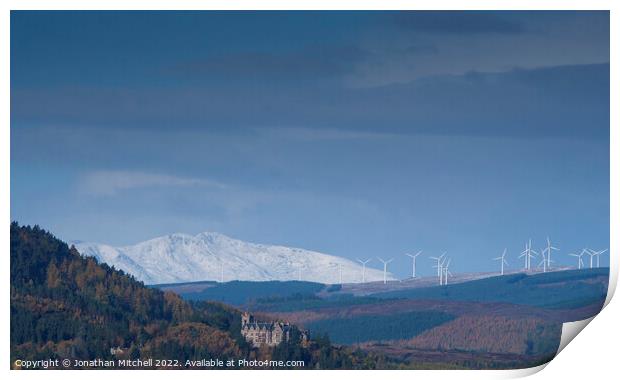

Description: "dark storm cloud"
11 63 609 140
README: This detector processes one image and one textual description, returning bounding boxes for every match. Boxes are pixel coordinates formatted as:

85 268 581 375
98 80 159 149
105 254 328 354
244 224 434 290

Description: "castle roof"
243 321 291 332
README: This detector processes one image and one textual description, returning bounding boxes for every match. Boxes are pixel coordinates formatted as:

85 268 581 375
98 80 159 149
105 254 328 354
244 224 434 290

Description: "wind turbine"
433 256 447 285
585 248 597 269
542 237 559 269
493 248 508 275
356 258 372 283
220 262 224 283
569 251 585 269
538 249 547 273
527 239 538 271
520 240 538 271
405 251 422 279
429 253 446 279
377 257 394 285
590 249 608 268
442 258 452 285
297 266 302 281
519 243 529 270
338 263 344 285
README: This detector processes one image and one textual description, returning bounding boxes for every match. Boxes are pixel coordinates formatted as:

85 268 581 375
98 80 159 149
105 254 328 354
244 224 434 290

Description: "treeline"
10 222 390 369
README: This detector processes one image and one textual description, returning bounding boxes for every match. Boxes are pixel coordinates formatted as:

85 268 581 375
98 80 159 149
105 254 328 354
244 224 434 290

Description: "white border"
2 1 616 379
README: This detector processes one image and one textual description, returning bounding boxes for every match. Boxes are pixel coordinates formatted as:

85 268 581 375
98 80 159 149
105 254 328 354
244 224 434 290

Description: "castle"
241 312 306 347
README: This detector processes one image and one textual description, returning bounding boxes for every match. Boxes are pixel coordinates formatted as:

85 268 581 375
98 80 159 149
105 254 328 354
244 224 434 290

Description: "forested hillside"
306 311 456 345
373 269 608 309
10 222 387 369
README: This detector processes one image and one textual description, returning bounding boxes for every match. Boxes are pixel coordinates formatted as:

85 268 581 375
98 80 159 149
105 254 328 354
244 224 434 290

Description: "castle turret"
241 311 252 326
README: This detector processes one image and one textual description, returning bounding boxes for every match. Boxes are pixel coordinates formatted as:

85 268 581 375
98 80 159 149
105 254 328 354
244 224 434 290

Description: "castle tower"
241 311 251 326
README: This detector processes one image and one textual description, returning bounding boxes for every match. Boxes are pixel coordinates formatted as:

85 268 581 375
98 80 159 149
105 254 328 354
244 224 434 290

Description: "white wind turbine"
429 253 446 279
405 251 422 279
442 258 452 285
569 251 585 269
338 263 344 285
356 258 372 283
519 240 537 271
519 242 529 270
538 249 548 273
527 239 538 271
585 248 597 269
598 249 608 268
542 237 559 269
493 248 508 275
377 257 394 285
590 249 608 268
433 256 448 286
220 262 224 283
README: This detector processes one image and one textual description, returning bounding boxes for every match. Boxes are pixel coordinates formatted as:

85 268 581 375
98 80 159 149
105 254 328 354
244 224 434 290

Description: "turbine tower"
442 258 452 285
527 239 538 271
569 251 585 269
590 249 608 268
338 263 344 285
585 248 597 269
405 251 422 278
493 248 508 275
356 258 372 283
433 256 447 286
519 243 529 270
538 249 547 273
220 262 224 283
520 240 537 271
542 237 559 270
377 257 394 285
429 253 446 279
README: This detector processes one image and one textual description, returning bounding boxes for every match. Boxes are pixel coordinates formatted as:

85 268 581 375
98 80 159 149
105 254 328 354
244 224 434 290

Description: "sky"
10 11 610 278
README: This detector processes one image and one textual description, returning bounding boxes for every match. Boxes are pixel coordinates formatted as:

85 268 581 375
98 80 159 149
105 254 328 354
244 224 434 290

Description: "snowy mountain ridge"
74 232 394 285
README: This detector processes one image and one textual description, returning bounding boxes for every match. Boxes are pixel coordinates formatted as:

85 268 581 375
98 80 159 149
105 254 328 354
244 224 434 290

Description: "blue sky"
11 11 610 277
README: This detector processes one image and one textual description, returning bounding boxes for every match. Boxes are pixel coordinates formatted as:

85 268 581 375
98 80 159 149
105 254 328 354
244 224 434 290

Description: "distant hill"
75 232 393 284
10 222 386 369
372 269 609 309
175 268 607 316
157 280 327 305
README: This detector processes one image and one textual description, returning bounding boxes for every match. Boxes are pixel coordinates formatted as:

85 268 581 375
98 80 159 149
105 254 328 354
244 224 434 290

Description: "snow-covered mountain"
74 232 394 285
